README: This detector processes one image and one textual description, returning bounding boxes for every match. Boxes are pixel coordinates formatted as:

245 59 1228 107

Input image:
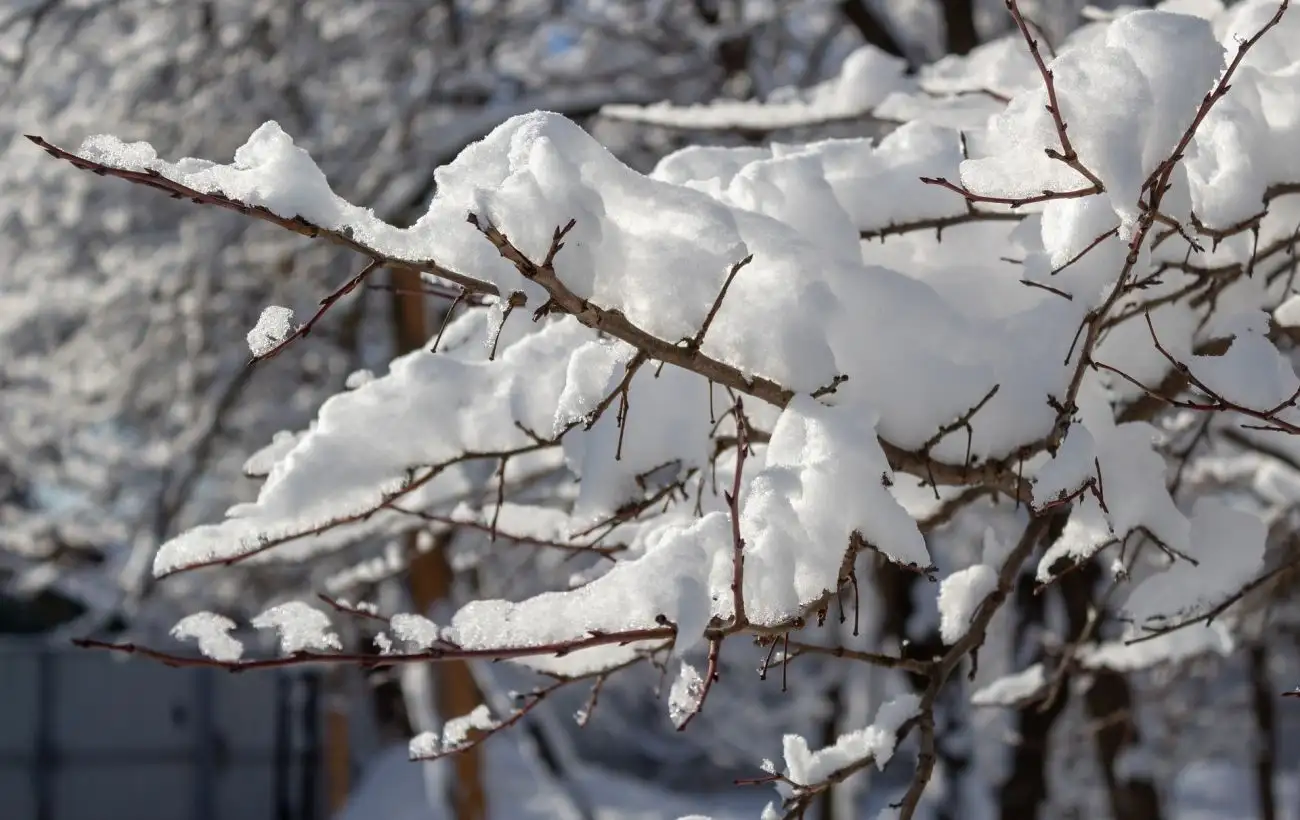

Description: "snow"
389 613 444 651
169 611 244 662
249 601 342 654
337 737 1300 820
337 741 775 820
242 430 305 477
938 564 998 644
345 368 375 389
447 514 726 676
780 694 920 786
739 395 929 625
970 663 1047 706
668 662 706 730
1276 294 1300 327
246 304 297 357
1122 498 1266 626
409 704 496 759
1185 330 1300 411
1079 621 1236 671
601 45 909 131
1031 422 1098 507
154 317 596 574
81 123 349 228
961 10 1225 235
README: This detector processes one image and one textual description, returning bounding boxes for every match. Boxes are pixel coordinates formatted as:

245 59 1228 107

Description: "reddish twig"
25 135 503 298
317 594 389 625
859 209 1024 242
388 506 625 558
250 258 383 363
726 397 750 626
1004 0 1104 191
675 640 722 732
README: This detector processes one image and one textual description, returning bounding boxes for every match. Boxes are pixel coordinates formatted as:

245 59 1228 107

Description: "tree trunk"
817 682 844 820
1250 645 1277 820
997 527 1071 819
877 559 965 819
324 670 352 815
994 516 1073 818
837 1 908 62
941 0 979 55
393 268 488 820
1060 566 1162 820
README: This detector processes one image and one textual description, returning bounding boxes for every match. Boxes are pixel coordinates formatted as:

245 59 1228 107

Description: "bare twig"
250 258 383 363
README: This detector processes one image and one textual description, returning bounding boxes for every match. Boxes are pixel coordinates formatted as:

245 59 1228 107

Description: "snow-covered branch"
27 0 1300 815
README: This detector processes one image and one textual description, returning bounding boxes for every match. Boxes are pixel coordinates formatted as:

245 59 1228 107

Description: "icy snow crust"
113 3 1300 674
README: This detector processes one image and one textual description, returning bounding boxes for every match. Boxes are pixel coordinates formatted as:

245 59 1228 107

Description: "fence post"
300 673 321 820
34 645 56 820
275 673 292 820
194 667 216 820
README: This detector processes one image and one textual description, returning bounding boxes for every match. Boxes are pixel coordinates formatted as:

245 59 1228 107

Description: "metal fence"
0 643 324 820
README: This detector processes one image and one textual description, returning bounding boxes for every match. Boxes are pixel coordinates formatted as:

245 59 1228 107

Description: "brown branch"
154 434 566 577
411 679 567 761
1004 0 1105 191
73 626 677 672
690 254 753 350
859 209 1023 242
388 506 625 558
25 135 504 298
674 639 722 732
917 486 995 533
726 398 750 627
1096 313 1300 435
365 281 491 305
1125 549 1300 646
250 258 383 363
468 213 1033 503
1139 0 1290 204
782 640 930 675
413 652 646 761
318 594 390 625
1050 227 1120 277
919 175 1100 209
775 514 1060 819
469 214 799 409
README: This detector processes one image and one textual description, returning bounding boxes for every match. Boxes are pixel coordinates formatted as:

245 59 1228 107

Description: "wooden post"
323 668 351 816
